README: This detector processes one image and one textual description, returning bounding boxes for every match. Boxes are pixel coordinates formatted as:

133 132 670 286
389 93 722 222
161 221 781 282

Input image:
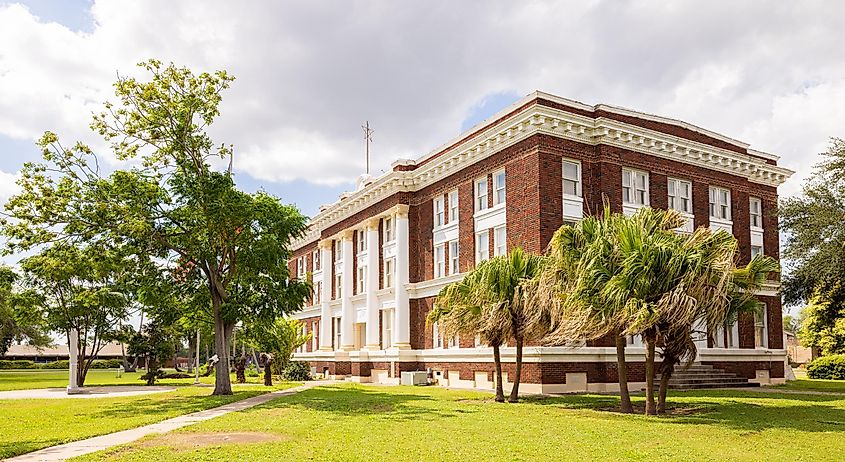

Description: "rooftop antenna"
362 121 374 174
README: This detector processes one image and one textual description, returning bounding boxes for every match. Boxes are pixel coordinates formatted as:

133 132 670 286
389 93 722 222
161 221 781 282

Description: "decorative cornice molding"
292 101 794 250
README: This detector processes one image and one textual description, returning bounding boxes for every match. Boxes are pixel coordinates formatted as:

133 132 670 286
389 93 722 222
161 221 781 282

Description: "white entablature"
292 97 794 250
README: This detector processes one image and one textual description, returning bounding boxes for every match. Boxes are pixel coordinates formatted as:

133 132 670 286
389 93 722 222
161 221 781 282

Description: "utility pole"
362 121 374 174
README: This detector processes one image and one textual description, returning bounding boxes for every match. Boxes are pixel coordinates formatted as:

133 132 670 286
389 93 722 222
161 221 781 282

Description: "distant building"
288 91 793 392
3 342 126 363
783 331 813 364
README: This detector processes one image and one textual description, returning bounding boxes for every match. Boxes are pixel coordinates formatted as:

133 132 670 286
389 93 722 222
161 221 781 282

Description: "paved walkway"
0 386 176 400
8 381 331 462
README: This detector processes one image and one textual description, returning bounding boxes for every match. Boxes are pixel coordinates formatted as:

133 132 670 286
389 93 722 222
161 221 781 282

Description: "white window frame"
434 243 446 278
311 321 318 351
357 265 366 294
384 216 394 243
433 196 445 228
357 229 367 253
333 317 342 350
335 272 342 299
709 186 732 221
447 333 459 349
562 160 581 197
448 190 459 222
494 226 507 257
334 240 343 263
475 177 489 212
313 280 321 305
754 303 768 349
296 256 305 279
493 170 506 206
750 197 763 229
622 168 649 206
476 230 489 263
751 245 763 258
433 321 443 349
448 240 459 275
382 309 393 349
667 178 692 214
384 257 394 289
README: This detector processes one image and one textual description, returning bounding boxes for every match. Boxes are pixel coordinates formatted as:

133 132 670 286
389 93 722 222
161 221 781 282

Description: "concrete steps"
653 364 760 390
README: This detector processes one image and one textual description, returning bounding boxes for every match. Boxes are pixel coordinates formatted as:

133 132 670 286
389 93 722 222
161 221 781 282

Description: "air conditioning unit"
400 371 428 386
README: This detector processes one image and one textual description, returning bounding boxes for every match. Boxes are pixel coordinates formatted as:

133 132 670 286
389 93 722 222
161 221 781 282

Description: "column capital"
318 239 332 250
340 229 355 241
395 204 410 218
366 217 381 230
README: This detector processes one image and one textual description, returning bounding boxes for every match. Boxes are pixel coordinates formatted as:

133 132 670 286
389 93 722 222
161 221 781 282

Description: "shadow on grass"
88 390 262 420
522 389 845 433
255 384 476 421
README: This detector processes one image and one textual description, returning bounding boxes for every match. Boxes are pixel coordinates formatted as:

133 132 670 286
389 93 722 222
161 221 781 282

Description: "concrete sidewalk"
8 381 331 462
0 386 176 400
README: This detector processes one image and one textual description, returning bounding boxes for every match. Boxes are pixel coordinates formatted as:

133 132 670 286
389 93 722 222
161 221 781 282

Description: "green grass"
776 378 845 393
0 369 274 391
78 383 845 462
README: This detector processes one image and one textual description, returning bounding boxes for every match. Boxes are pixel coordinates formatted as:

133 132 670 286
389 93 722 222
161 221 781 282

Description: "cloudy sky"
1 0 844 223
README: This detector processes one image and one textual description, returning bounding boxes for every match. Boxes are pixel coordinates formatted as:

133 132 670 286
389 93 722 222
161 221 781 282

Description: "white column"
393 205 411 349
318 240 333 351
340 230 355 350
67 328 81 394
365 218 381 349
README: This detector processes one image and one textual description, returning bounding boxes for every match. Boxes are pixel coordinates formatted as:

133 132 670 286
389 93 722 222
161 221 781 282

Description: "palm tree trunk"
657 361 673 414
615 334 633 413
508 336 524 403
493 343 505 403
644 332 657 415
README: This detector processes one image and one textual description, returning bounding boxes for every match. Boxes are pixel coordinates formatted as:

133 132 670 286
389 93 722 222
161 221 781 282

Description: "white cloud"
0 0 843 194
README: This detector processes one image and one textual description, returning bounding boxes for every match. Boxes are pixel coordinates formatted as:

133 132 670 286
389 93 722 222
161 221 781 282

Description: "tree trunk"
615 334 633 413
508 336 523 403
174 344 183 372
493 343 505 403
644 332 657 415
263 356 273 386
657 361 673 414
211 289 233 396
146 357 158 386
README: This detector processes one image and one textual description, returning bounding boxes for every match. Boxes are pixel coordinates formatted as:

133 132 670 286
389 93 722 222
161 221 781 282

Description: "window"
311 321 318 351
333 317 342 350
709 187 732 221
563 160 581 197
433 321 443 349
447 333 459 349
298 325 307 353
335 272 342 299
476 230 489 263
493 170 506 205
751 245 763 258
434 244 446 278
476 178 488 211
754 304 768 348
622 169 649 206
384 216 394 242
494 226 507 256
296 257 305 279
667 178 692 213
357 229 367 253
334 240 343 262
357 265 366 294
313 280 322 305
384 257 394 288
434 196 445 228
750 197 762 228
312 249 321 271
382 310 393 349
448 190 459 222
449 240 459 274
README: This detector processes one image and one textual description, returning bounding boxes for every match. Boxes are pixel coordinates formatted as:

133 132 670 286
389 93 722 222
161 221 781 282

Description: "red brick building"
287 92 793 393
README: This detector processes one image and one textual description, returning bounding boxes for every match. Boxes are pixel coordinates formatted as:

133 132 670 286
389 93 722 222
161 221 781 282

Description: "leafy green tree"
245 317 309 386
128 321 177 385
782 314 800 334
2 61 311 395
20 244 133 386
0 266 50 356
430 248 545 403
799 296 845 355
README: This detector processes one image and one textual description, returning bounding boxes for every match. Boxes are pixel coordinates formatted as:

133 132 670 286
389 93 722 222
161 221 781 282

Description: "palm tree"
430 248 545 403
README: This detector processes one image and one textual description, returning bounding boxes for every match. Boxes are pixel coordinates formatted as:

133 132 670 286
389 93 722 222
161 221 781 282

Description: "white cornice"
292 100 794 250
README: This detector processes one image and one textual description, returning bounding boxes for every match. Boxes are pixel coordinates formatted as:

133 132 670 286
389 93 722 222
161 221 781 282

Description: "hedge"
806 354 845 380
282 360 312 381
0 360 38 370
0 359 125 370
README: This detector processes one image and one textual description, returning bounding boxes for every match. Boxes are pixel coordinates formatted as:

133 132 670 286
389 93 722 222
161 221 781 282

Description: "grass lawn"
0 369 275 391
776 378 845 393
0 370 300 459
78 383 845 462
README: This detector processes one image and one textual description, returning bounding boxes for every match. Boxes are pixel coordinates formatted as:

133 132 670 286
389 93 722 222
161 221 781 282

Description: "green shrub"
246 364 260 378
39 360 70 369
0 359 37 369
281 360 311 381
90 359 123 369
159 372 192 379
806 354 845 380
